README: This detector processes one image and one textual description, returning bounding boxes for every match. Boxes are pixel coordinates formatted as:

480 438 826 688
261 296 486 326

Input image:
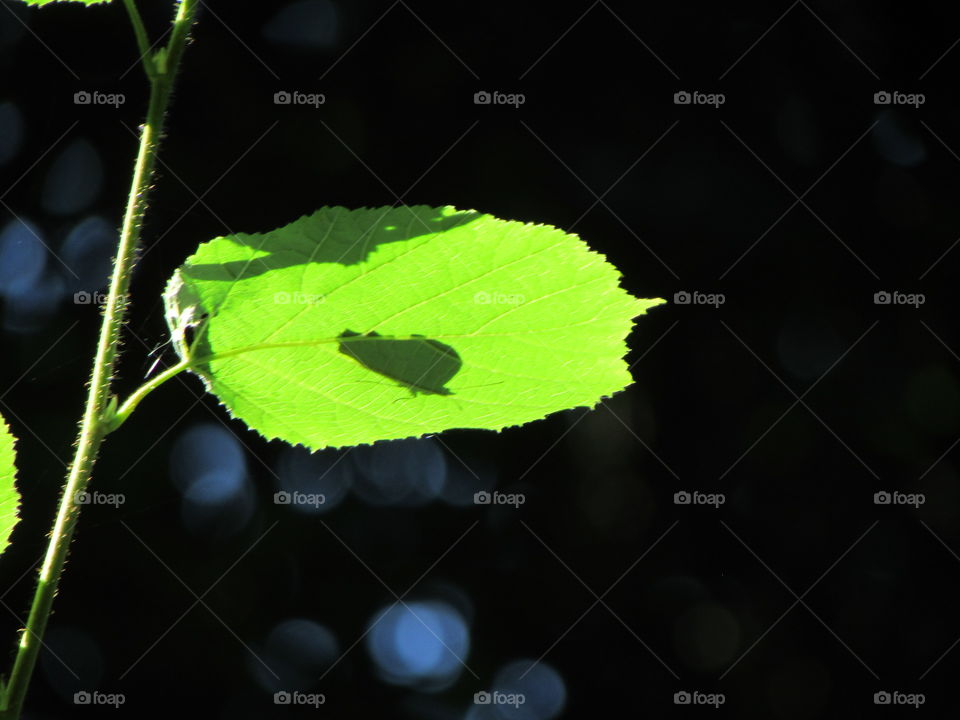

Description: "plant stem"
122 0 155 80
0 2 200 717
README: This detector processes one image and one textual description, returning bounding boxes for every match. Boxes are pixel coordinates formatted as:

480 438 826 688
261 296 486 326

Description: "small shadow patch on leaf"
337 330 462 396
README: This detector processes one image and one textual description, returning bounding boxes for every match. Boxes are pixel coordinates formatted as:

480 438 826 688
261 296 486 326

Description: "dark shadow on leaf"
337 330 462 396
182 206 481 282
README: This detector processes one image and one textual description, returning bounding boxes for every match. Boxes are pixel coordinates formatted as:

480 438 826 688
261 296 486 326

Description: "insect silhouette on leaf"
337 330 463 396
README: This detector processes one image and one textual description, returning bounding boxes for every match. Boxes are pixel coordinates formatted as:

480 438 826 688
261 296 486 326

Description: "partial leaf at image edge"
0 414 21 557
18 0 111 6
164 205 666 450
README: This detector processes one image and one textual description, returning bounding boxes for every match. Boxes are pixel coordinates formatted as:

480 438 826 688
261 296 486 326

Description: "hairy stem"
0 1 200 716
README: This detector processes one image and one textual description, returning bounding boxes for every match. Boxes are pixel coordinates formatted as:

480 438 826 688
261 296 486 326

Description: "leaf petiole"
121 0 156 79
105 357 191 433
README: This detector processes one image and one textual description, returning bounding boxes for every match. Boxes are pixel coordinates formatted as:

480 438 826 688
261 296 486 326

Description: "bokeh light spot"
61 215 115 293
251 618 339 692
0 101 24 164
674 603 741 672
0 217 46 298
367 600 469 688
41 138 103 215
352 438 447 506
262 0 340 51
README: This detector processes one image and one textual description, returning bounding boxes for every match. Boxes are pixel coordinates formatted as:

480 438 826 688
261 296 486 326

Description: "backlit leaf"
164 205 664 449
0 413 21 556
19 0 111 6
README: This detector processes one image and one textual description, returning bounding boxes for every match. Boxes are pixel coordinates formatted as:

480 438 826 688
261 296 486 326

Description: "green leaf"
0 414 21 556
18 0 111 6
164 205 664 449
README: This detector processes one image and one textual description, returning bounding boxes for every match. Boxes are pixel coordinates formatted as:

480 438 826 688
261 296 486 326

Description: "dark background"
1 0 959 717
